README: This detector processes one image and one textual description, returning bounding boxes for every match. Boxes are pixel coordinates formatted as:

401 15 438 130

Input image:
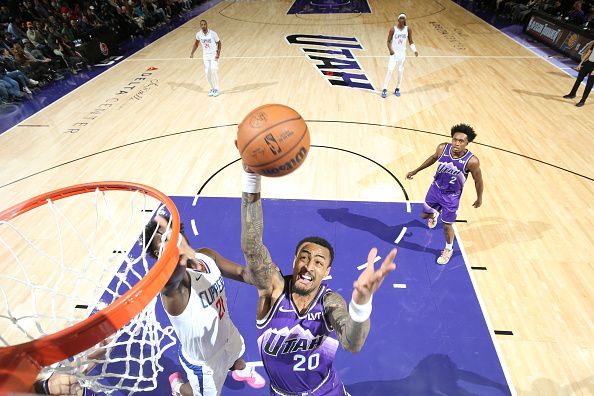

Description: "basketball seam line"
240 116 303 157
248 124 309 169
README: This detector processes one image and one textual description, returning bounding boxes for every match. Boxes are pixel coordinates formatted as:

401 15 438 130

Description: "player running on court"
406 124 484 265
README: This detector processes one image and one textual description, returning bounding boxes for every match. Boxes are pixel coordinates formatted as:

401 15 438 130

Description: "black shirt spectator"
565 0 586 24
0 6 10 24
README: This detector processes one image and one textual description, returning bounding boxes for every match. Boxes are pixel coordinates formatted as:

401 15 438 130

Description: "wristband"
410 43 417 53
349 296 373 323
242 170 261 194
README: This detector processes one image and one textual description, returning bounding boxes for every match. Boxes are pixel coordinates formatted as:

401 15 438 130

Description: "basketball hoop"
0 182 181 395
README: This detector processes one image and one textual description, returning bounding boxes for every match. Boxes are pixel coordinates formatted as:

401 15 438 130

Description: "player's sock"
383 70 393 91
169 372 183 396
445 242 453 250
427 211 439 229
396 68 404 92
232 366 266 389
205 68 213 90
212 69 219 92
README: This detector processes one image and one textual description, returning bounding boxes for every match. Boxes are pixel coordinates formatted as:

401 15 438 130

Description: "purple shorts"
269 369 349 396
423 183 461 224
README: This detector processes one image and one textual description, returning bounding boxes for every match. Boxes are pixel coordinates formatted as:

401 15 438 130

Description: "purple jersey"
432 143 473 194
257 276 347 395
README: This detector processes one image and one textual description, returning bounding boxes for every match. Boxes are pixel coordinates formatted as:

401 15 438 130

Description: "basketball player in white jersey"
144 215 265 396
190 19 221 97
381 13 419 98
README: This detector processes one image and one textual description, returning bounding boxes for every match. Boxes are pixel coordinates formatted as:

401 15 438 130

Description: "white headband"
398 13 406 20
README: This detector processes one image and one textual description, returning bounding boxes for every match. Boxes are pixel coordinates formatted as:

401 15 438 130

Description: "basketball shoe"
437 249 453 265
428 212 439 229
232 366 266 389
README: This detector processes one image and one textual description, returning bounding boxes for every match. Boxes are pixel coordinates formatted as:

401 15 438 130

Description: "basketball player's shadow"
460 216 552 251
169 81 210 94
520 376 594 395
224 81 279 94
346 353 511 396
512 89 568 103
408 80 457 94
317 208 456 259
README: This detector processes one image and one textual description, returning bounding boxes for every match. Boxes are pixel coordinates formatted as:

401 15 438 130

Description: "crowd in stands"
476 0 593 28
0 0 201 105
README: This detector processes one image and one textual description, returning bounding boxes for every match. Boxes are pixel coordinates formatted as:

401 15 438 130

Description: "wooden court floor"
0 0 593 394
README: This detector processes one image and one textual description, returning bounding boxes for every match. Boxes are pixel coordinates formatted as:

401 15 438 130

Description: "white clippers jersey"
166 252 235 364
391 25 408 57
196 29 219 59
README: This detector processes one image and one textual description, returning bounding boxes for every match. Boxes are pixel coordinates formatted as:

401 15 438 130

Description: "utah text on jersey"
263 333 325 356
286 34 375 91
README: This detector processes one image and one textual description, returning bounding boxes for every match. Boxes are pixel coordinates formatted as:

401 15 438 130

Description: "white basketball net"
0 187 177 394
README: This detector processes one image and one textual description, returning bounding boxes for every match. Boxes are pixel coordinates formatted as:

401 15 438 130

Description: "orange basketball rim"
0 181 180 395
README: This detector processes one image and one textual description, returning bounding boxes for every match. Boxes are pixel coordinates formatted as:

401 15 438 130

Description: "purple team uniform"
257 276 349 396
424 143 474 223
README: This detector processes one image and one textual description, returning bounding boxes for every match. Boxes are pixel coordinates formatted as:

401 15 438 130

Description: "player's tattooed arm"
240 192 284 293
324 292 370 353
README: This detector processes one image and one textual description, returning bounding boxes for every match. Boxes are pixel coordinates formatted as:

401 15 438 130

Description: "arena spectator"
0 0 205 104
565 0 585 24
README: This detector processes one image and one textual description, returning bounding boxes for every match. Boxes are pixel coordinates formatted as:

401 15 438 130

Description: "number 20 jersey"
257 276 346 395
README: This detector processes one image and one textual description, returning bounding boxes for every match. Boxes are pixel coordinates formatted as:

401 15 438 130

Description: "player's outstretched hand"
352 248 397 305
406 171 416 180
473 198 482 208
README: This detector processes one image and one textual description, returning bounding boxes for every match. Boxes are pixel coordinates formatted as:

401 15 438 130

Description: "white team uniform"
166 252 245 396
388 25 408 71
196 29 220 69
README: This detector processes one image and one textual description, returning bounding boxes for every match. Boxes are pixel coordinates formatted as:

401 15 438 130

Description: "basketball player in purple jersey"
239 167 397 395
406 124 483 265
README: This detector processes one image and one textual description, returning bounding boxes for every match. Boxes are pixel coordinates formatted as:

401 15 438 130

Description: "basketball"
237 104 310 177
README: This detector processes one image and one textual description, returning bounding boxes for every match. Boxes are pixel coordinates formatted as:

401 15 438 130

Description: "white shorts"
179 327 245 396
388 55 405 71
203 58 219 70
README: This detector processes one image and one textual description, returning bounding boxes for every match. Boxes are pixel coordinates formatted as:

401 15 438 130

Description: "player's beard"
292 277 319 296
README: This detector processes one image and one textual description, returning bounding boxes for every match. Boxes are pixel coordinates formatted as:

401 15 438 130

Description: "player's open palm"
352 248 397 305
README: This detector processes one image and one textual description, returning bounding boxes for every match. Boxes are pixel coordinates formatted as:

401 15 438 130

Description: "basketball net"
0 183 179 394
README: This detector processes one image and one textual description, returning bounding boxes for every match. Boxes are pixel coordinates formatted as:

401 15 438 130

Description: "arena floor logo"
63 67 159 134
287 0 371 14
286 34 374 91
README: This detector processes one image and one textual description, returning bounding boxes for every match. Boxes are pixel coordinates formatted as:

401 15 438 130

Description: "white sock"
205 67 213 89
445 243 453 250
383 70 393 90
234 366 253 376
172 380 183 395
397 67 404 89
212 69 219 91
